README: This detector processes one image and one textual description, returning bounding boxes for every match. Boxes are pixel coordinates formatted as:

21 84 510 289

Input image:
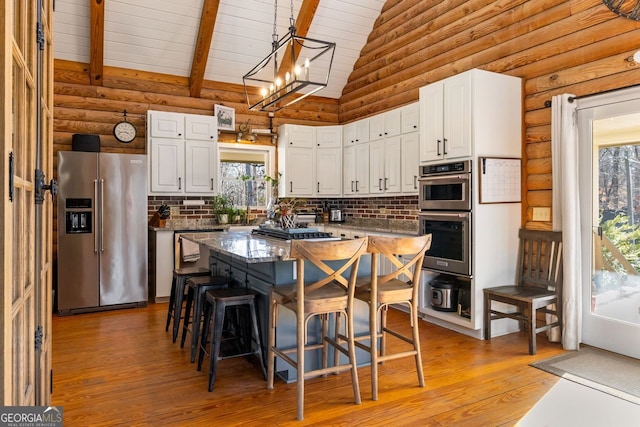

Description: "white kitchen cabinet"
369 136 401 194
149 111 184 138
281 147 314 196
343 118 369 145
401 132 420 193
280 124 315 148
343 143 370 196
185 140 217 193
419 71 471 163
147 110 218 195
316 147 342 196
400 102 420 134
149 138 185 193
185 115 217 141
369 109 401 141
419 69 521 164
315 126 342 148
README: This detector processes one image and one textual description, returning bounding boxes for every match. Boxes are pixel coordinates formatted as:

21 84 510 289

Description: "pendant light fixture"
243 0 336 112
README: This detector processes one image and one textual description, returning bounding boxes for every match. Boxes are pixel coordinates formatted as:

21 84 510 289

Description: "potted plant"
212 194 231 224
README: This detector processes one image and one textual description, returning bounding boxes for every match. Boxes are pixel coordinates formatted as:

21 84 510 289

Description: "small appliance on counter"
329 207 343 223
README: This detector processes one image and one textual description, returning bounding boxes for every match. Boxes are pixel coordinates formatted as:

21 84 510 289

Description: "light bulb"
285 72 290 84
260 87 267 98
275 77 282 89
304 58 310 79
294 64 301 77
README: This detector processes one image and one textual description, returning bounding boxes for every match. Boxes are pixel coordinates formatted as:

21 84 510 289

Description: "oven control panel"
421 160 471 176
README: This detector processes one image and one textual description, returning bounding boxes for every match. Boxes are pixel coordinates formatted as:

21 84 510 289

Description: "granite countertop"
148 222 230 232
181 231 291 263
319 220 419 236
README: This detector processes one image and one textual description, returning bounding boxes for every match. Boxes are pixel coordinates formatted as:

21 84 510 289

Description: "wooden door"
1 0 53 405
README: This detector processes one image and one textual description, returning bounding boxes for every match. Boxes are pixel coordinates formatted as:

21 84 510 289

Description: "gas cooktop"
251 227 341 241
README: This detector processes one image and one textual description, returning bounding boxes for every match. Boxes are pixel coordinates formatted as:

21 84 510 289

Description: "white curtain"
551 94 581 350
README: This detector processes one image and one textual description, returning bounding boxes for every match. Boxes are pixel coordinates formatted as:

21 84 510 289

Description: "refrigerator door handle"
100 178 105 252
94 179 99 253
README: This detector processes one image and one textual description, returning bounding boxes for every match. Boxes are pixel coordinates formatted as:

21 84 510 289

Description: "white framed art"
214 104 235 131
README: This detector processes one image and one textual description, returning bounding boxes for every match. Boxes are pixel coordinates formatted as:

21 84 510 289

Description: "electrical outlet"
170 206 180 217
532 207 551 221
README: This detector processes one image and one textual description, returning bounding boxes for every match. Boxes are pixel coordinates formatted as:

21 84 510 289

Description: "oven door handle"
419 211 470 219
418 174 470 184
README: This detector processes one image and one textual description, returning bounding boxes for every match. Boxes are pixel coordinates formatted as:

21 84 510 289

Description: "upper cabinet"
369 109 401 141
277 125 342 197
343 118 369 145
419 72 471 162
419 69 521 164
147 110 218 195
400 103 419 134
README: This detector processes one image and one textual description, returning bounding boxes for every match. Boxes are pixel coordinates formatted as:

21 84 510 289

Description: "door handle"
178 177 182 190
443 138 448 155
355 180 359 192
379 178 382 191
94 179 99 253
437 139 441 156
210 178 214 190
290 181 293 192
414 175 417 190
351 180 354 192
384 177 388 190
317 182 320 193
100 178 104 252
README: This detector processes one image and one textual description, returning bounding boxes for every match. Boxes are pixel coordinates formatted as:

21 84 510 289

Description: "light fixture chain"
272 0 278 44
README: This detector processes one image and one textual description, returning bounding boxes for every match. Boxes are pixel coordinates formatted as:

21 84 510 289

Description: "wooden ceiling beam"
277 0 320 79
89 0 105 86
189 0 221 98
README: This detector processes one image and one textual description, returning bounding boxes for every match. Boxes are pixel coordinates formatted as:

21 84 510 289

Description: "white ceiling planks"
53 0 386 99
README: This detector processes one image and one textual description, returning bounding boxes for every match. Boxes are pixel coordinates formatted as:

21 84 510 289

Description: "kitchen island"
181 230 372 382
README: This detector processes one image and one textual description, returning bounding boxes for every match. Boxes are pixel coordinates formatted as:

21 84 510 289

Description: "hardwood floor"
52 303 565 426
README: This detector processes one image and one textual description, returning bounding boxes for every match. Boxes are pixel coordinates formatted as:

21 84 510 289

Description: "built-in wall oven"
418 160 472 277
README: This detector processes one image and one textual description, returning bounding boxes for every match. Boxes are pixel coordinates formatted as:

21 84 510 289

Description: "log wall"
53 0 640 258
340 0 640 230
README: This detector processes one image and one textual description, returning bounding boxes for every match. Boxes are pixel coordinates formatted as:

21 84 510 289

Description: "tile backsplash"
148 195 419 226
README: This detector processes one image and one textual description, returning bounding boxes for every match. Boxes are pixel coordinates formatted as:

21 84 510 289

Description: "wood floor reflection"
52 303 565 426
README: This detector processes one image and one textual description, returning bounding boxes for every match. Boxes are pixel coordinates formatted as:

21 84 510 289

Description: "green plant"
211 194 231 218
599 213 640 274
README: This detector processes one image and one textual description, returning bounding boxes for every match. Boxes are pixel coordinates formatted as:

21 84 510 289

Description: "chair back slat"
517 229 563 290
368 235 432 288
284 238 368 303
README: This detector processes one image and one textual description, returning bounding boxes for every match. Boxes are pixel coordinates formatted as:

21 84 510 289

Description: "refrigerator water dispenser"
66 212 92 233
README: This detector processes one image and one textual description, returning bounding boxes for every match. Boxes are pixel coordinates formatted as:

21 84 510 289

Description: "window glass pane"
219 149 268 207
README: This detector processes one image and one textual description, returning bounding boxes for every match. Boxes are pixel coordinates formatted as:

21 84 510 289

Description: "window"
218 143 275 208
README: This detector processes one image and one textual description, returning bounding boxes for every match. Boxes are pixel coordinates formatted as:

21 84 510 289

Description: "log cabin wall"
339 0 640 230
52 60 339 259
53 1 640 257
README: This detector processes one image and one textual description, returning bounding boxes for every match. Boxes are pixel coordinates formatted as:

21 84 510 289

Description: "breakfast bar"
181 230 373 382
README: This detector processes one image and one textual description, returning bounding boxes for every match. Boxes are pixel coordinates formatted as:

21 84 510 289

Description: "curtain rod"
543 83 640 108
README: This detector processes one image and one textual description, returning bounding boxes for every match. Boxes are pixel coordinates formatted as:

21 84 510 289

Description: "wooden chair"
483 229 563 355
349 234 432 401
266 238 368 421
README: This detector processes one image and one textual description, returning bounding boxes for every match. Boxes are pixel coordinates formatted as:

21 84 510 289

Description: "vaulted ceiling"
53 0 386 99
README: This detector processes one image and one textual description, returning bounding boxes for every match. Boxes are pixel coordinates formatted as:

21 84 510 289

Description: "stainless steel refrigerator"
57 151 148 314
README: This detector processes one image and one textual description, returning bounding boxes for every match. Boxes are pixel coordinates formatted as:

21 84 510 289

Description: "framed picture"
214 104 235 131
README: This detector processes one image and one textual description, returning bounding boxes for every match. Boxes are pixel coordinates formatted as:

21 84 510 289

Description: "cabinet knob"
178 133 182 137
210 135 214 139
413 125 417 129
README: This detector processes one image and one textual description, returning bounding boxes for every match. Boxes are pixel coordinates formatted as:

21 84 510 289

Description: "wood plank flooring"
52 303 565 426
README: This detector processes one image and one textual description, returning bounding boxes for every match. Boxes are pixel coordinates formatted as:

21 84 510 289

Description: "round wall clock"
113 120 137 143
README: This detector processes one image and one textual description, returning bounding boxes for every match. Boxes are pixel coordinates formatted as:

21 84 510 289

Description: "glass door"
578 94 640 359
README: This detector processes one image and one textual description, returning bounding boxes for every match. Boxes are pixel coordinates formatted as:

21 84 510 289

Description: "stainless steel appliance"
428 276 459 312
57 151 148 314
330 208 342 222
419 160 473 277
419 211 471 276
419 160 471 211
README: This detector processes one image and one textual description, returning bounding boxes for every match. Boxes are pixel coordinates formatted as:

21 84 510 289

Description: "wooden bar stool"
267 238 368 421
181 275 229 362
165 266 211 343
350 234 432 401
197 288 266 392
